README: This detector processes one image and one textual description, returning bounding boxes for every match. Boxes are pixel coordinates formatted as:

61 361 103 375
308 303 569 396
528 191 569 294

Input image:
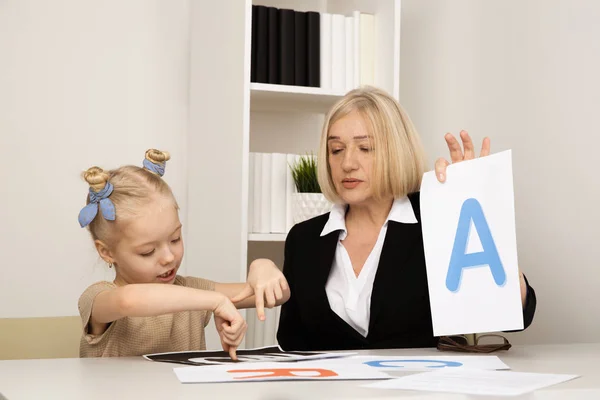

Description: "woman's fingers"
230 284 254 303
480 136 491 157
460 130 475 160
445 133 464 163
435 157 450 182
273 283 284 301
264 286 277 308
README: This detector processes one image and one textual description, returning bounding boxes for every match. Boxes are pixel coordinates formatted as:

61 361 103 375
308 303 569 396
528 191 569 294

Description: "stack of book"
248 152 301 234
251 6 375 92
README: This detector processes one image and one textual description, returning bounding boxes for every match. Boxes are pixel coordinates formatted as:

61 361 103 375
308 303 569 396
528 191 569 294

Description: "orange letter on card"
228 368 338 380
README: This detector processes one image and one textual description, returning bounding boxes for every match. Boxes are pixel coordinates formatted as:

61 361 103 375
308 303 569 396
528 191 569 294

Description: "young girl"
78 149 289 359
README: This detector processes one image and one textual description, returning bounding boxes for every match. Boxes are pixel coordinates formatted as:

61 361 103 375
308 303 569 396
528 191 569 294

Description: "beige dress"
78 275 215 357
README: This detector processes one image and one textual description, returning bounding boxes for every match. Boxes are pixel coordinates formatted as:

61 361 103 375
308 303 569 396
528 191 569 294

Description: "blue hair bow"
78 182 116 228
143 158 165 177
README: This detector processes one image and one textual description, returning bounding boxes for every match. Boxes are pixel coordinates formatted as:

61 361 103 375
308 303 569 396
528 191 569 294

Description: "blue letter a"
446 198 506 292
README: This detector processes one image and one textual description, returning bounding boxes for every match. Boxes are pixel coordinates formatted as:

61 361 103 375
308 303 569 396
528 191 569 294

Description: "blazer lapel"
306 230 339 321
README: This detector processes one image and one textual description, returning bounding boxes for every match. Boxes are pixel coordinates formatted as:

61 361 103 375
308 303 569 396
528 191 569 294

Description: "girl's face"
105 195 184 286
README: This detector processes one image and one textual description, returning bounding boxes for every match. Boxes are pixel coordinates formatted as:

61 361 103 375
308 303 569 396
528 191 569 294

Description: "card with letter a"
420 150 524 336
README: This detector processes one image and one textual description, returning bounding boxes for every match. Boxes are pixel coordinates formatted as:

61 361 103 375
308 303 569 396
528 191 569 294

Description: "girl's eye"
140 249 155 257
171 237 181 243
331 148 342 154
360 147 372 152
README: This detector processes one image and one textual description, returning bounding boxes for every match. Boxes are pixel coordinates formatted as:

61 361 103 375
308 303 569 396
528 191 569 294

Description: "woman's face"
327 111 376 206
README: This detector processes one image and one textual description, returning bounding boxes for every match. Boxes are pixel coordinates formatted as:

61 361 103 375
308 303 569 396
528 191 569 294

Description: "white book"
244 308 256 348
259 153 272 234
274 306 282 344
352 11 360 88
263 307 276 346
345 16 355 91
252 153 263 233
285 153 296 232
270 153 287 233
320 13 332 90
253 316 265 348
331 14 346 92
247 153 255 233
359 13 375 86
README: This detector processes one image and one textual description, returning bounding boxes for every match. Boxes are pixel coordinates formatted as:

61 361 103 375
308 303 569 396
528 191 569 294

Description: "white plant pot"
292 193 332 224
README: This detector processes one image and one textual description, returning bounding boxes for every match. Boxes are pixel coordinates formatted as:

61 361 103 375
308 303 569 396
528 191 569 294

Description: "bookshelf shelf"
248 232 287 241
250 83 346 112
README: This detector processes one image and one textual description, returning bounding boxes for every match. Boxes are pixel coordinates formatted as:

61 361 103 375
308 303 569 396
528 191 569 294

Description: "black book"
279 8 295 85
251 5 258 82
294 11 308 86
267 7 280 84
306 11 321 88
255 5 269 83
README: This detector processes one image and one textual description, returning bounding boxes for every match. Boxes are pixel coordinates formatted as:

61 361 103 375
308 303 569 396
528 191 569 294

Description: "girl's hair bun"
83 166 109 192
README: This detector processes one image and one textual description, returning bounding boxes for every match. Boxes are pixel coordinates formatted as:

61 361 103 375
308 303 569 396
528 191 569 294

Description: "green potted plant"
289 154 332 224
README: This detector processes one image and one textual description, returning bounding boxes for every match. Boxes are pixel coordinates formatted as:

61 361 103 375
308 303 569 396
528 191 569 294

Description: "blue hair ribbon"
143 158 166 177
78 182 116 228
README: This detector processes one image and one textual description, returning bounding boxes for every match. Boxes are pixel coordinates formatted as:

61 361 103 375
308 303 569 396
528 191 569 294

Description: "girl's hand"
231 259 290 321
213 294 247 360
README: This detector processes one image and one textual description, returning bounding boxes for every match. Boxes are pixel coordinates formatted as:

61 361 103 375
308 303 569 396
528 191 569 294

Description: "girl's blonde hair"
317 86 427 203
82 149 178 245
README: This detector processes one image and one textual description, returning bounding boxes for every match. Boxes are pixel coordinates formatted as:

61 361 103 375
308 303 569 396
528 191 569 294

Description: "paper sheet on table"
420 150 523 336
364 369 579 396
145 345 355 366
531 389 600 399
317 355 510 371
173 361 391 383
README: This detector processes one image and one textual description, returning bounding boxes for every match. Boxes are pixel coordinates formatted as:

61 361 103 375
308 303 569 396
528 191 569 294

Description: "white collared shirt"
321 197 418 337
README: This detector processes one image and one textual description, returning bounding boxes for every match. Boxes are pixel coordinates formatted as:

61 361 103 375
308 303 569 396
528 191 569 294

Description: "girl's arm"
215 283 289 308
90 284 228 335
215 258 290 320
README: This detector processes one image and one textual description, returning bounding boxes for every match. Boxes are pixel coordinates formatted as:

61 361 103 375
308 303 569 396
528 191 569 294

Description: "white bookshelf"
248 233 288 241
251 83 346 112
188 0 401 349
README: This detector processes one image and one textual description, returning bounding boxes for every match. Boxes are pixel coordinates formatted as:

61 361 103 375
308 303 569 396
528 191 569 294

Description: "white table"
0 344 598 399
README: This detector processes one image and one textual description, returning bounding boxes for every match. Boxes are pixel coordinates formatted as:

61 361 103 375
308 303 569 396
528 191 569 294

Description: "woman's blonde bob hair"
317 86 426 204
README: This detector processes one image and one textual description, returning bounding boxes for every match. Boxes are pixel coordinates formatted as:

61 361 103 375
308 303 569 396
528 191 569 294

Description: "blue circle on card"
364 359 463 368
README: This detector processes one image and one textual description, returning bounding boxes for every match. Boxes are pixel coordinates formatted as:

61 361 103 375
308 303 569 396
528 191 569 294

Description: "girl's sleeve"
181 276 216 327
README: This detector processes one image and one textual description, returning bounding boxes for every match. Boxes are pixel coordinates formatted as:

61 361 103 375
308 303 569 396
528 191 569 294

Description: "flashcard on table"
318 355 510 371
420 150 523 336
173 361 391 383
144 345 355 366
364 369 579 397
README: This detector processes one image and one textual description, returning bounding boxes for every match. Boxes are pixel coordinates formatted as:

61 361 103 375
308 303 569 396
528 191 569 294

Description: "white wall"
186 0 250 350
400 0 600 344
250 111 322 154
0 0 190 317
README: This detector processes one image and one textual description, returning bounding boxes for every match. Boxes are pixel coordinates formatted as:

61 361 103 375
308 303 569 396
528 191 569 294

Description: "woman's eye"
360 147 372 152
331 148 342 154
171 237 181 243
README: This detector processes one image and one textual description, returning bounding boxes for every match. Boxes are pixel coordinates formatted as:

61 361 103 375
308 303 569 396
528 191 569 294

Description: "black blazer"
277 193 537 351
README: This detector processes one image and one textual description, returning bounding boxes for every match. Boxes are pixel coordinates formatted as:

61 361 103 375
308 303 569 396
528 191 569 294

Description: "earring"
108 262 113 269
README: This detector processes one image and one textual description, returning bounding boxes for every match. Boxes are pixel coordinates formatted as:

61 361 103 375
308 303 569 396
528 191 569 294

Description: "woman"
277 86 536 351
